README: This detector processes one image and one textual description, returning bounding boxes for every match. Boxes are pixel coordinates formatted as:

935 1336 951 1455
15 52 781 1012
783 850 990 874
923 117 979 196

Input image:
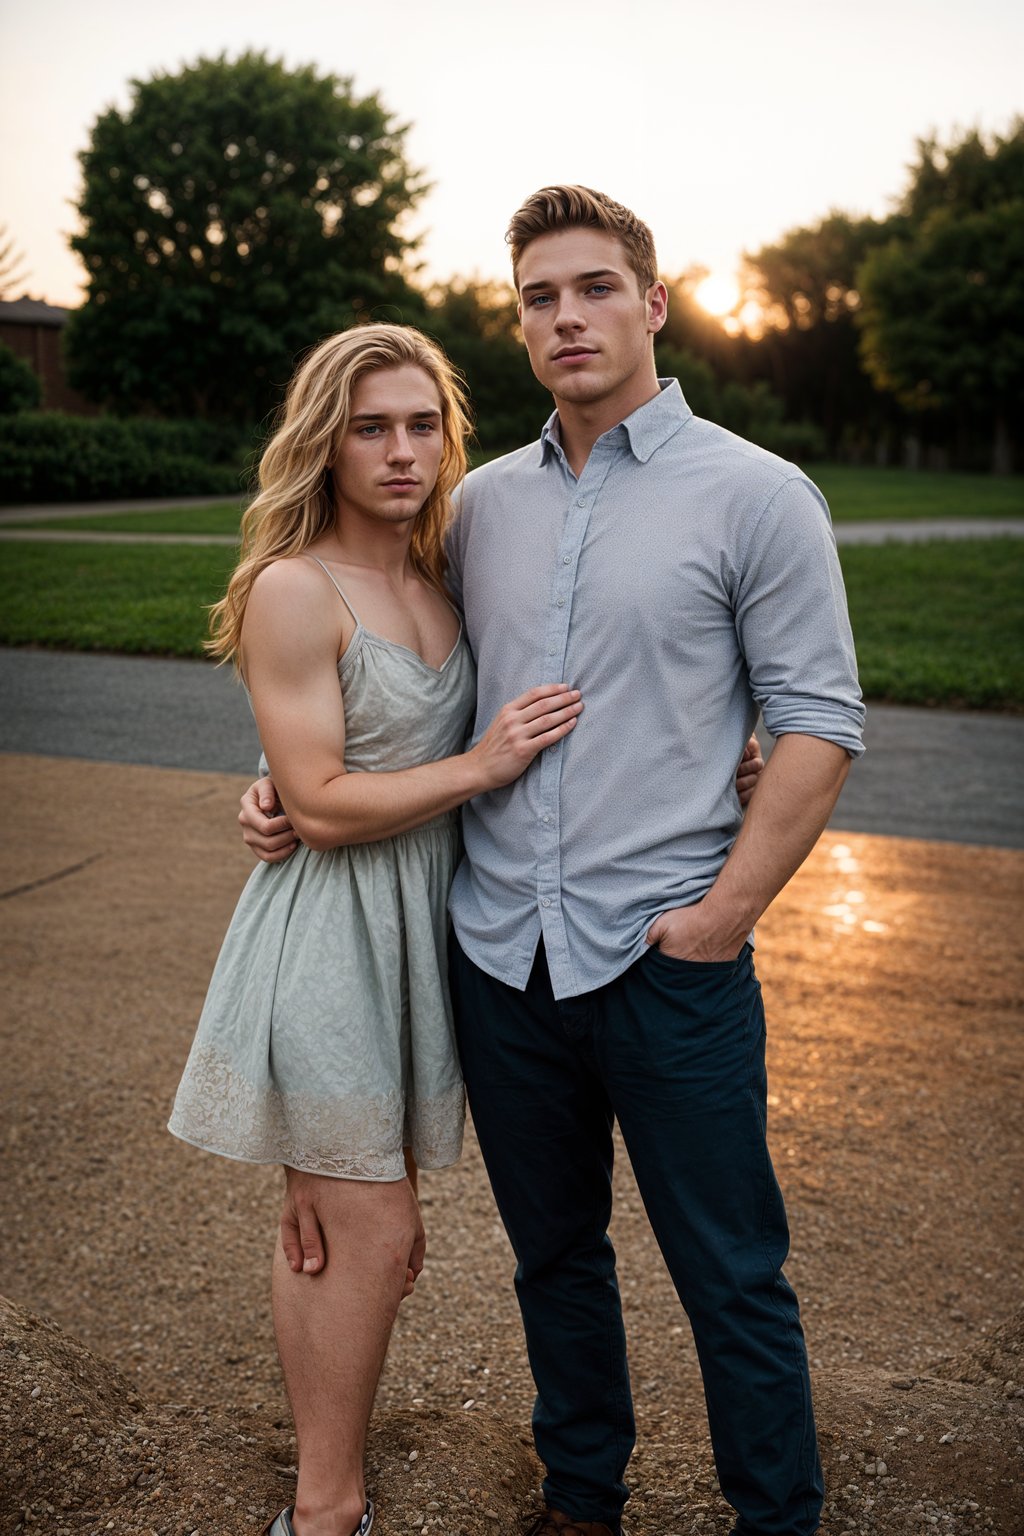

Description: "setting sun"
694 272 741 317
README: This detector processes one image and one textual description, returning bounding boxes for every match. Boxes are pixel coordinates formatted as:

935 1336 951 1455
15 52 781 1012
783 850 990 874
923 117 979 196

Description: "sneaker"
261 1512 296 1536
262 1501 374 1536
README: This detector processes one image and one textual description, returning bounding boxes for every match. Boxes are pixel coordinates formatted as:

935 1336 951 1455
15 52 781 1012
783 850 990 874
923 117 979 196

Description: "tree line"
674 124 1023 473
8 53 1022 471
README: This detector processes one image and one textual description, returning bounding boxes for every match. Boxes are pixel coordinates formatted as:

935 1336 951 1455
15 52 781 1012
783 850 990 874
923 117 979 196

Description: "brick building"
0 296 96 414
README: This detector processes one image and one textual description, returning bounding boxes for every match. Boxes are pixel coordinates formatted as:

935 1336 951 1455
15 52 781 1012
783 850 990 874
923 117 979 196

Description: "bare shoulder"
246 556 347 635
249 553 333 605
243 556 346 670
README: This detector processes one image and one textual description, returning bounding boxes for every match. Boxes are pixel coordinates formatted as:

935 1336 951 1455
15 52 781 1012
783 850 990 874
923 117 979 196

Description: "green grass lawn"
0 535 1020 709
5 465 1022 534
840 538 1023 710
814 465 1024 521
0 543 236 656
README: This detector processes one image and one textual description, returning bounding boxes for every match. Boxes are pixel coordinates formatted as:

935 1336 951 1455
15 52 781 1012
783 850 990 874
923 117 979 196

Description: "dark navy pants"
449 935 823 1536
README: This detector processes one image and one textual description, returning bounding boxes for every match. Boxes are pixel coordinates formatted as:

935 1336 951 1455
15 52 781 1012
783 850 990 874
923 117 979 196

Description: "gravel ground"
1 755 1022 1535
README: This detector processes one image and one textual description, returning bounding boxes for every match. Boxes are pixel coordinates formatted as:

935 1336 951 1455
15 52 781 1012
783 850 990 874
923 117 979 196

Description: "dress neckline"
339 621 463 677
309 554 463 675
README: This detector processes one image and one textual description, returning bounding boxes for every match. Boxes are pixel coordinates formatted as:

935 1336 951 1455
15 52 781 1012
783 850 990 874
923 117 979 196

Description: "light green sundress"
169 559 475 1180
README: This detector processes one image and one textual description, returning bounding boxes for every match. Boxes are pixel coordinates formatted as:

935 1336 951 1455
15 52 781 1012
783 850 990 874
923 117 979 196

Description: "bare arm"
241 559 581 853
647 733 851 961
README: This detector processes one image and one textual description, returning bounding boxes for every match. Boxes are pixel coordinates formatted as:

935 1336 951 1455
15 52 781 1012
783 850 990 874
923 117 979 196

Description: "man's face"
517 228 666 411
332 364 445 530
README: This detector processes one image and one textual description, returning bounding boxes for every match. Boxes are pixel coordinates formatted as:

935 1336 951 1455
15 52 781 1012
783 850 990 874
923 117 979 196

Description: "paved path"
2 647 1021 849
0 648 259 776
833 517 1024 543
0 496 242 524
0 528 238 545
1 494 1023 547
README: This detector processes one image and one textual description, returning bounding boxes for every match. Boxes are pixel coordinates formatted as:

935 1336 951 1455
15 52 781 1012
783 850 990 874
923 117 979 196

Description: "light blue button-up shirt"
447 380 864 1000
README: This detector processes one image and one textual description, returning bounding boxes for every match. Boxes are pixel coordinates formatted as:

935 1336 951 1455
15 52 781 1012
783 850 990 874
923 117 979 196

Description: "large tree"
857 121 1024 472
899 123 1024 223
743 212 900 457
65 53 427 421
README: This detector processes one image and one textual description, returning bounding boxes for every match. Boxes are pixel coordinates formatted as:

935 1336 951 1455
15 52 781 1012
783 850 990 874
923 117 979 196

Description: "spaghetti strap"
306 555 362 626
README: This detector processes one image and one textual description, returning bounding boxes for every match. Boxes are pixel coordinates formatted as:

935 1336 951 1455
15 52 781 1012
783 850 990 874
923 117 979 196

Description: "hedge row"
0 389 825 505
0 413 252 503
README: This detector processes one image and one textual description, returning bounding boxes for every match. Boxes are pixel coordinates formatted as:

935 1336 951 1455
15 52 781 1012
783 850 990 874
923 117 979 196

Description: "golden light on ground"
821 841 889 936
693 271 741 317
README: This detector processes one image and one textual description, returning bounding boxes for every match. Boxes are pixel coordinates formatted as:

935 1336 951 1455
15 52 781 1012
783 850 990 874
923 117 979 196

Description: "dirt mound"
813 1328 1023 1534
1 1294 539 1536
810 1312 1024 1533
2 1292 277 1535
627 1322 1024 1536
931 1307 1024 1393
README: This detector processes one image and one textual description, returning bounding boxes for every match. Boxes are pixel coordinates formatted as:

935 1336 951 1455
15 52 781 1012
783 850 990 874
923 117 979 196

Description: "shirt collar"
539 378 692 466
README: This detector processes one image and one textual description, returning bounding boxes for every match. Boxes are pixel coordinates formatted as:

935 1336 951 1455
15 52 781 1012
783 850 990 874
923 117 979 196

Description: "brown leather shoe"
523 1508 619 1536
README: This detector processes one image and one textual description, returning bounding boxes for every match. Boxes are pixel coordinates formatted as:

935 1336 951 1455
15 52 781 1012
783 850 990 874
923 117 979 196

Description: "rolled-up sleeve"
734 475 865 757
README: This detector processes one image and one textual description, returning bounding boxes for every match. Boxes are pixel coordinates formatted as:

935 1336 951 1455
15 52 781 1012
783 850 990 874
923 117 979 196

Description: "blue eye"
528 294 553 307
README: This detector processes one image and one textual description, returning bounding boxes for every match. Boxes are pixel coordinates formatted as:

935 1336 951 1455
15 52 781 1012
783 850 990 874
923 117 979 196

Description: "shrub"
653 347 721 419
0 413 250 502
654 350 825 463
749 419 827 464
0 342 42 414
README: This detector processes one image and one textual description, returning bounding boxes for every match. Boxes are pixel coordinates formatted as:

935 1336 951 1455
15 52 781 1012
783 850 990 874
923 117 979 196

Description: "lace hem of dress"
169 1045 464 1181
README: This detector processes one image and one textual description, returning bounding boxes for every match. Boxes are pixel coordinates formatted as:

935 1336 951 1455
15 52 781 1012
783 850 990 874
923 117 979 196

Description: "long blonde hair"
208 324 473 663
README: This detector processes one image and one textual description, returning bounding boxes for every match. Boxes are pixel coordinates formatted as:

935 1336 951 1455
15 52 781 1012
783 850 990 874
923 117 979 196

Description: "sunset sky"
1 0 1020 309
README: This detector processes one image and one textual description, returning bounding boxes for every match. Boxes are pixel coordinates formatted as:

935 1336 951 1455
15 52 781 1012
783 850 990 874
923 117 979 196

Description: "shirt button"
556 598 565 608
542 898 552 907
562 556 572 565
576 498 586 507
542 814 552 824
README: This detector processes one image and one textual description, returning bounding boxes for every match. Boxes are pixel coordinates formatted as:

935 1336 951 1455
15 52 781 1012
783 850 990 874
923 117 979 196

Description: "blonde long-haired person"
169 324 583 1536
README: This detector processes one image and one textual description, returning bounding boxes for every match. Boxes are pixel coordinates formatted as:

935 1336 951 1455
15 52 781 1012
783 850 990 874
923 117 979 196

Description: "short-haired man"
444 187 863 1536
242 187 863 1536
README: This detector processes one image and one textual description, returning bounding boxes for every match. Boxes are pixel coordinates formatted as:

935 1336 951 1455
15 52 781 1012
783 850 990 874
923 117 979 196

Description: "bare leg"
272 1172 420 1536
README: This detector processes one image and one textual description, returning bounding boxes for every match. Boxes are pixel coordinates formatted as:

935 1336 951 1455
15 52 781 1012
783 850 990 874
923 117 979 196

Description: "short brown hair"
506 185 658 295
